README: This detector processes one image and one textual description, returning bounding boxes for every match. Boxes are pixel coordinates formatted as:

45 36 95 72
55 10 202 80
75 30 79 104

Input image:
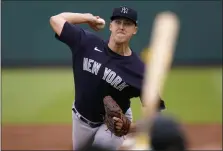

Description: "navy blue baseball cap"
150 115 187 151
110 6 138 25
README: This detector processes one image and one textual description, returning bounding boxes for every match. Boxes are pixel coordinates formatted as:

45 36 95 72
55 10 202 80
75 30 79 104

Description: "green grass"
1 67 222 124
162 67 222 123
1 68 74 124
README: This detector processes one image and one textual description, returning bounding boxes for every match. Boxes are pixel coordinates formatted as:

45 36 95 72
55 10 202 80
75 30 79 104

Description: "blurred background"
1 0 222 150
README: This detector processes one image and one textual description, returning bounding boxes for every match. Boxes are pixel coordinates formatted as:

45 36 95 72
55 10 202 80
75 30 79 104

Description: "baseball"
96 18 105 29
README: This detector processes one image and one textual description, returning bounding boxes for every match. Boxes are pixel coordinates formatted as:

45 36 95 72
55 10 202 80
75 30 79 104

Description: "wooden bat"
123 11 180 150
142 11 180 120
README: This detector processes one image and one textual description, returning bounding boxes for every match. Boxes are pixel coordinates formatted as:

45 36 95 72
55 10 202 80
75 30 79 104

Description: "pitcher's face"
110 18 137 44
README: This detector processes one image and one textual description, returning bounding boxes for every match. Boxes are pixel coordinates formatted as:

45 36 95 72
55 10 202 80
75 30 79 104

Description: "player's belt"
72 108 102 128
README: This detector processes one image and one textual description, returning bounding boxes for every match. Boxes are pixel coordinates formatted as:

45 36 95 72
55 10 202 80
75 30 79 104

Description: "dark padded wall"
2 1 222 66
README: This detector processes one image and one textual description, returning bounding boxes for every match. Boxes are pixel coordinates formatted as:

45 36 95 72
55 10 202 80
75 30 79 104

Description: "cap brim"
110 16 137 25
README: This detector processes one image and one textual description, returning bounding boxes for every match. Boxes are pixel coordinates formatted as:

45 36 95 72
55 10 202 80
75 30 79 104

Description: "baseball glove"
103 96 131 137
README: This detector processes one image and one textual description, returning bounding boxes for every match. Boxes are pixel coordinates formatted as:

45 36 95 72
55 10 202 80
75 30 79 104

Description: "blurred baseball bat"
124 11 180 150
128 11 180 150
141 11 180 127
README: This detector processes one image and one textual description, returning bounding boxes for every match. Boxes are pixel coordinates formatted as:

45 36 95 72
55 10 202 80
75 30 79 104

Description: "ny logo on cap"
121 7 128 14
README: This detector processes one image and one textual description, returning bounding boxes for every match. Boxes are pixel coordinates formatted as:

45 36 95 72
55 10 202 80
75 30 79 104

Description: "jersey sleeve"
55 21 89 54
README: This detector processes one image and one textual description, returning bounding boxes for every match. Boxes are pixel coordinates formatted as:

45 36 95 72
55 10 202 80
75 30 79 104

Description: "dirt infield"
2 124 222 150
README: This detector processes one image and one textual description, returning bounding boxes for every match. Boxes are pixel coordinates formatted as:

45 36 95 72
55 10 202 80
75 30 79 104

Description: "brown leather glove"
103 96 131 137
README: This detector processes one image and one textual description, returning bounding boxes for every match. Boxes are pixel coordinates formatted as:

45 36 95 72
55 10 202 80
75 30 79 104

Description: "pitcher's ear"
109 22 112 31
133 26 138 35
